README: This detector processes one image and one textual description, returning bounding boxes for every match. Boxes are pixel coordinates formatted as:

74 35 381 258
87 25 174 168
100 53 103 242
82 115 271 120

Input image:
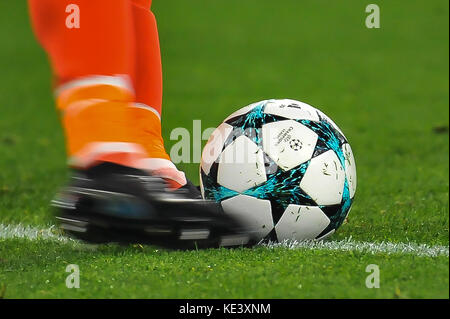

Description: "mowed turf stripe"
1 223 448 258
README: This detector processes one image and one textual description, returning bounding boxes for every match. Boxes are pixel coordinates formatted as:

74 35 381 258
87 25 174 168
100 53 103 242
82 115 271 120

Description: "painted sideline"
1 223 448 258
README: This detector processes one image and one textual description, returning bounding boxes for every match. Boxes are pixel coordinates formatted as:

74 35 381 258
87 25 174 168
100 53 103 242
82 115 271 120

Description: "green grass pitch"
0 0 448 298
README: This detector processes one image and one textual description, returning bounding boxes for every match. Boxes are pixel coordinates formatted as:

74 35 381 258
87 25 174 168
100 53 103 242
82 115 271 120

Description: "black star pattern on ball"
297 112 347 163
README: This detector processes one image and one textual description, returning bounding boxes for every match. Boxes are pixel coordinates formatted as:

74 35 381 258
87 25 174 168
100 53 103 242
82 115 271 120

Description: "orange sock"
56 79 148 168
129 0 168 160
129 1 186 186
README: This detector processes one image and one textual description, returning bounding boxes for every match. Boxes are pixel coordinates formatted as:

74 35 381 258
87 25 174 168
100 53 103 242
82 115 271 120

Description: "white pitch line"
0 223 76 244
1 223 448 258
261 238 449 258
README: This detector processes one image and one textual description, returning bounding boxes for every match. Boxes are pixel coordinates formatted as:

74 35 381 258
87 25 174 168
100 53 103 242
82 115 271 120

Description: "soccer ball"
199 99 357 242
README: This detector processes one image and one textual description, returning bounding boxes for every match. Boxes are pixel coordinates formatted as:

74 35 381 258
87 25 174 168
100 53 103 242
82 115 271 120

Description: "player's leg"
28 0 146 168
130 0 187 188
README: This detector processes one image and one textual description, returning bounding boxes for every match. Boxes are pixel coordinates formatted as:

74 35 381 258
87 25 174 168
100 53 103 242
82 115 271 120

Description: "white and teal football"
200 99 357 242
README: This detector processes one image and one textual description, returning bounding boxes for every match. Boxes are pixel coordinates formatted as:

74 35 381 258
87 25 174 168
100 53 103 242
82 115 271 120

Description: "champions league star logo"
289 138 302 151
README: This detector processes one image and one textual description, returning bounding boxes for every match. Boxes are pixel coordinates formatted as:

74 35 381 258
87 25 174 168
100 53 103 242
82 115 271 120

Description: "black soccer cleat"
52 162 256 249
